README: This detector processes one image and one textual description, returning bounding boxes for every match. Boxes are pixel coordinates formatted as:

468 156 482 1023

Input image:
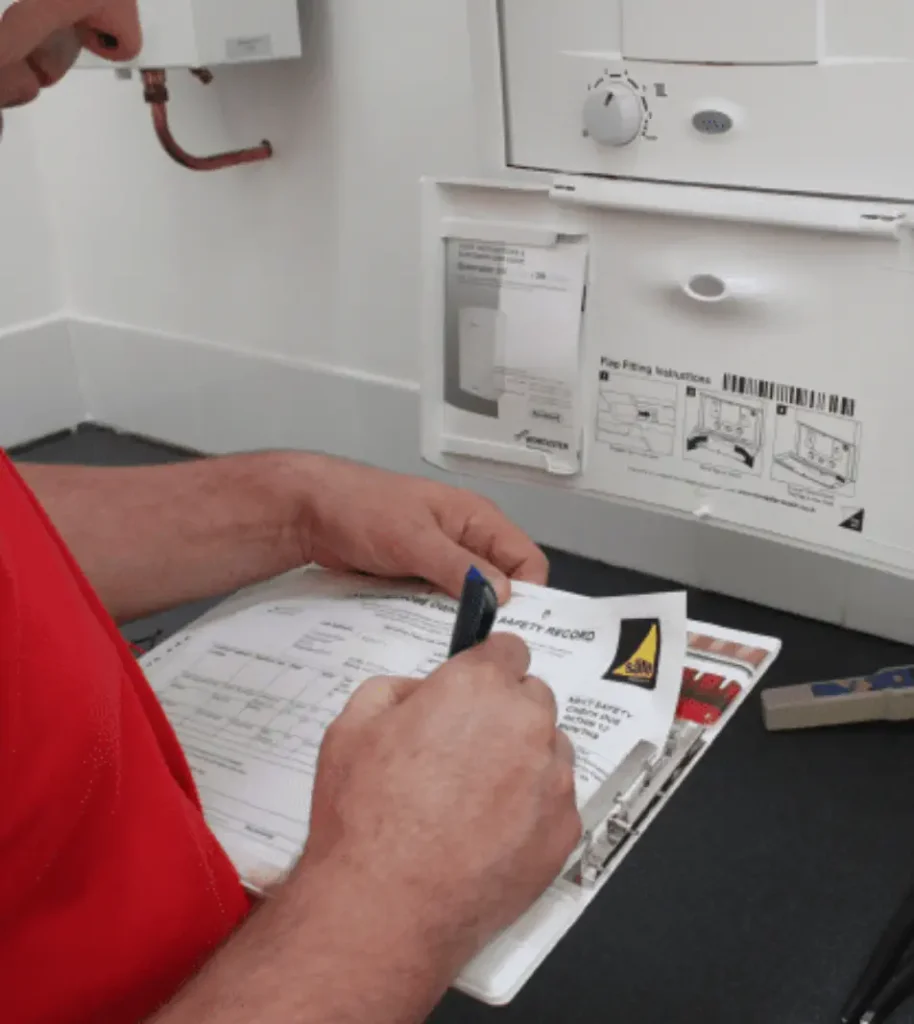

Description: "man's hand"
18 452 547 621
298 456 549 604
301 633 582 969
153 635 580 1024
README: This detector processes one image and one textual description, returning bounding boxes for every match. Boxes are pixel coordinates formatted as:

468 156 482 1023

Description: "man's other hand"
295 456 549 604
300 634 582 973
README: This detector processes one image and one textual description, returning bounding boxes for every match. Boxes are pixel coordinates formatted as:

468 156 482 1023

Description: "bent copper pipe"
140 69 273 172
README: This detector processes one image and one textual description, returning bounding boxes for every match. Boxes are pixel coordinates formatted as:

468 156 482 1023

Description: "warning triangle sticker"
604 619 661 691
840 509 865 533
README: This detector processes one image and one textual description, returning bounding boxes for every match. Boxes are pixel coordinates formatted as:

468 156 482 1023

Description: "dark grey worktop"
16 425 914 1024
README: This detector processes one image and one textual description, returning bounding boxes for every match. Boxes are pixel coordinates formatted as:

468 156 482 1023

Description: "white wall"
30 0 478 383
0 111 62 328
0 111 81 445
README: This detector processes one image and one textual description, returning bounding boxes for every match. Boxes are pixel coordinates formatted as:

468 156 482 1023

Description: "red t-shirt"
0 453 252 1023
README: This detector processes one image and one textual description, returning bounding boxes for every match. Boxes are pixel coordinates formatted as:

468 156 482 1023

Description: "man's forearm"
18 453 313 622
151 857 455 1024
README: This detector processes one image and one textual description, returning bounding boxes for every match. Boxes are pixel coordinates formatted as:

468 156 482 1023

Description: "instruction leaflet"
441 236 588 475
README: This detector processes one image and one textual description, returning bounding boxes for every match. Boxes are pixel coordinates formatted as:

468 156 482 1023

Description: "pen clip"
447 567 499 659
472 568 497 640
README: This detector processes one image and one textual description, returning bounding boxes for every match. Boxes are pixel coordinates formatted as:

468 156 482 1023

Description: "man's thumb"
412 533 510 606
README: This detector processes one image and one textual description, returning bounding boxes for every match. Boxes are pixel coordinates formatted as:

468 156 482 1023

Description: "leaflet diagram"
597 374 678 457
684 390 764 475
771 408 861 497
457 306 507 403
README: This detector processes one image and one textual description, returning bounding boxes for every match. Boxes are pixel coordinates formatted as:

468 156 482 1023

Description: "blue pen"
448 567 499 658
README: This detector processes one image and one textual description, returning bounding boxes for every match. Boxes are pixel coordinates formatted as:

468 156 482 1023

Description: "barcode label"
722 374 856 418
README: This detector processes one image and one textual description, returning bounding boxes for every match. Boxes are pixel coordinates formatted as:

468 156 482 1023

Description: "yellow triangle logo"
604 619 662 689
614 624 658 681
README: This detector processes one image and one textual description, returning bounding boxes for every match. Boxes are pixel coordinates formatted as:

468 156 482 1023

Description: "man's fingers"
448 498 550 588
337 674 424 731
0 61 40 105
555 729 576 766
518 679 575 764
76 15 142 63
490 526 550 586
511 545 550 586
0 0 142 65
519 675 558 720
26 29 81 87
452 632 531 684
410 530 511 605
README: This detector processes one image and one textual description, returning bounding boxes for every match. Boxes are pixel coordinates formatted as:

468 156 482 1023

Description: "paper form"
143 569 686 886
139 568 781 1005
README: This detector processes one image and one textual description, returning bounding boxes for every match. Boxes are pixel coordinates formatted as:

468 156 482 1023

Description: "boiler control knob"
582 83 644 147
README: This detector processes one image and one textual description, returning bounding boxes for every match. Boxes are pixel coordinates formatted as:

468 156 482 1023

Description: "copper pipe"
140 69 273 172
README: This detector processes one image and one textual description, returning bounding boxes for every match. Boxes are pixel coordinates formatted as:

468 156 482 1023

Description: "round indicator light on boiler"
692 109 734 136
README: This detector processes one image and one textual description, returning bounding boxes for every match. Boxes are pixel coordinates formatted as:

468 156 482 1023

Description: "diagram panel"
772 408 861 498
684 389 764 475
597 373 678 457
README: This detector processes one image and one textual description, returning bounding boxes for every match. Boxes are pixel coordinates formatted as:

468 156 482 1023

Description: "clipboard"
455 622 782 1005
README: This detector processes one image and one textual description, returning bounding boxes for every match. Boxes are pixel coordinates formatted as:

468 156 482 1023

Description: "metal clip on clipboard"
576 722 707 888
